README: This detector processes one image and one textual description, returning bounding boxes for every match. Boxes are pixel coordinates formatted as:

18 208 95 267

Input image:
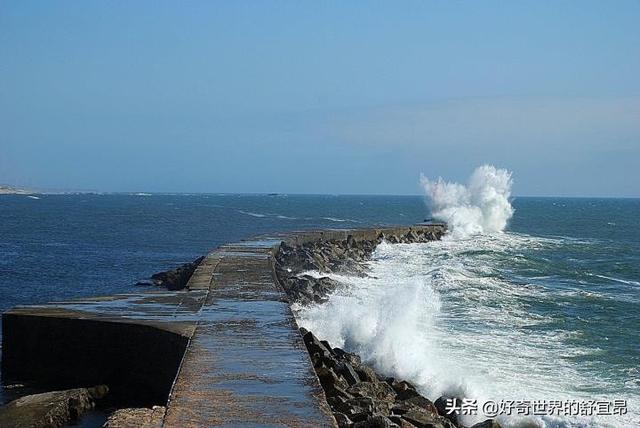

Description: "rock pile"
301 329 500 428
138 256 204 290
276 229 444 305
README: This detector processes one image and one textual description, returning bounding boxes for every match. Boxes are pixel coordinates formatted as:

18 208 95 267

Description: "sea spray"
297 236 635 427
420 165 514 238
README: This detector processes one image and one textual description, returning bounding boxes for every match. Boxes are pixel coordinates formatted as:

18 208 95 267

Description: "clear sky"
1 1 639 196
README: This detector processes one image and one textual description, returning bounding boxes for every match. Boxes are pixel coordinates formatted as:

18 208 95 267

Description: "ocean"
0 193 638 427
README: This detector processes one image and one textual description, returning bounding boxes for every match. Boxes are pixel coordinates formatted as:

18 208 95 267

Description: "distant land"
0 185 33 195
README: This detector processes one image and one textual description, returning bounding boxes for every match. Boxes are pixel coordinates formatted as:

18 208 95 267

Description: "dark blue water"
0 194 638 427
0 194 426 314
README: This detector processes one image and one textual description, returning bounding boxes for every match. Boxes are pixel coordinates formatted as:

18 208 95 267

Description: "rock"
0 385 108 428
354 364 379 383
337 397 375 418
402 409 454 428
333 412 353 428
434 396 460 426
335 361 361 386
332 385 355 401
353 415 399 428
391 380 420 400
276 227 446 305
303 331 334 360
347 381 397 402
149 256 204 290
401 395 438 415
470 420 502 428
389 415 416 428
103 406 165 428
334 347 362 366
316 366 349 393
300 329 458 428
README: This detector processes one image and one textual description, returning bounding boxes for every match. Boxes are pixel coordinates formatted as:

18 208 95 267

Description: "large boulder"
148 256 204 290
347 381 397 402
434 396 461 426
0 385 108 428
400 407 456 428
470 420 502 428
353 415 399 428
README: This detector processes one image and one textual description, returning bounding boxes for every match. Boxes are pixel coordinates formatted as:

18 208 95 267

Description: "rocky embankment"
275 228 443 305
138 256 204 290
277 228 500 427
301 329 499 428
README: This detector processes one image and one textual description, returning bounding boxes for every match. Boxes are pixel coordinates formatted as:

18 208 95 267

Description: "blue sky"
1 1 639 196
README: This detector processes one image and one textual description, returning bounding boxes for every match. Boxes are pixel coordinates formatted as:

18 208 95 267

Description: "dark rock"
400 396 438 415
334 347 362 366
391 380 420 400
333 412 353 428
149 256 204 290
434 396 461 426
353 415 399 428
0 385 108 428
276 227 445 305
303 331 333 359
300 329 456 428
316 366 349 393
336 397 375 418
332 385 355 401
402 408 455 428
335 361 361 386
470 420 502 428
347 381 396 402
354 365 379 383
389 415 416 428
321 340 335 354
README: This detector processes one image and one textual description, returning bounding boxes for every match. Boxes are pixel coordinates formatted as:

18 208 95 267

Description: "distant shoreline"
0 186 33 195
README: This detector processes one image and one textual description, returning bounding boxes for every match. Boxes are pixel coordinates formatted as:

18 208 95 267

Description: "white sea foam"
296 235 637 427
238 210 267 218
420 165 514 238
322 217 359 223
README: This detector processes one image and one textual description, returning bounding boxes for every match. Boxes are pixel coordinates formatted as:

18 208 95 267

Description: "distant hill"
0 185 33 195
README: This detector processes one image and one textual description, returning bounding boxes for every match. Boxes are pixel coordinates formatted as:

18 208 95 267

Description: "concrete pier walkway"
1 225 444 427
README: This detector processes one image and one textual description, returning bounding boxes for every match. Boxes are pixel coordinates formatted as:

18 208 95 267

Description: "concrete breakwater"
0 224 467 427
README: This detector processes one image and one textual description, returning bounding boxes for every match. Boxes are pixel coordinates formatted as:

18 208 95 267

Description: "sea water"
298 167 639 427
0 187 638 427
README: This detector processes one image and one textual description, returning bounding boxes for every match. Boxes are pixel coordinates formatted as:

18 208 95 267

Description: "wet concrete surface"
1 225 444 427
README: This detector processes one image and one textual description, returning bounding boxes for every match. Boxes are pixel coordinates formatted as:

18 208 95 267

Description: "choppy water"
298 197 640 428
0 194 638 428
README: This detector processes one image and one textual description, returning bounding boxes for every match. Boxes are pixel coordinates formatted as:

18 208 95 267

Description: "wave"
322 217 359 223
297 234 637 427
590 273 640 287
420 165 514 239
238 210 267 218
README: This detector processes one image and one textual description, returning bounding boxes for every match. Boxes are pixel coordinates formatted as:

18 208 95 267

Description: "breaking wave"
420 165 514 239
297 235 637 427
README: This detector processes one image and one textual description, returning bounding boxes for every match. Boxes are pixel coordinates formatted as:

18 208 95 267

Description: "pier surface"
1 225 444 427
